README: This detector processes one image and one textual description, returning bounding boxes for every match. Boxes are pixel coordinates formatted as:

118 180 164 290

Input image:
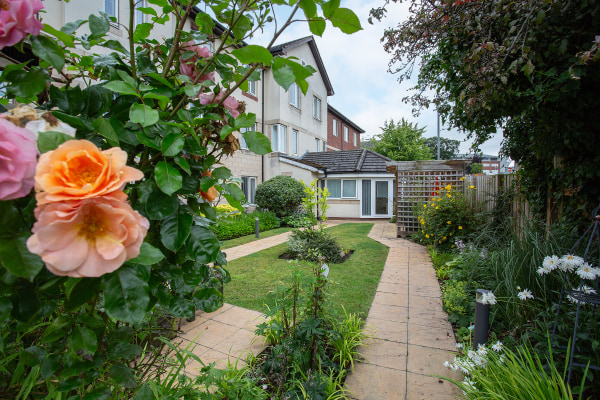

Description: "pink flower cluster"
26 140 149 278
0 0 44 49
179 41 240 119
0 117 37 200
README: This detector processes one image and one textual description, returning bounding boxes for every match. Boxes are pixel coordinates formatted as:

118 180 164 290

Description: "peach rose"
0 117 37 200
34 140 144 205
0 0 44 49
26 192 149 277
200 171 218 203
199 92 240 118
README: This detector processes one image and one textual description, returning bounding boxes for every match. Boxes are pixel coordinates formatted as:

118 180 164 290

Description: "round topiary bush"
255 175 305 218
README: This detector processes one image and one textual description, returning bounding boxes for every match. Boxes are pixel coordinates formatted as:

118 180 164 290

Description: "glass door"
362 180 371 216
375 181 388 215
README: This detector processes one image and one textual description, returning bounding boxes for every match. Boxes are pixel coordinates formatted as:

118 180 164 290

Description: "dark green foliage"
361 118 432 161
424 136 460 160
286 228 344 263
212 211 280 240
281 211 313 228
255 175 305 218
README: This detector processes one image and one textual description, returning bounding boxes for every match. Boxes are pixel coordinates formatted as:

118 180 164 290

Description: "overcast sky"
251 0 504 157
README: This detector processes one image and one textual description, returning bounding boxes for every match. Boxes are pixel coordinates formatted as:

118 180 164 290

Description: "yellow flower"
458 226 463 230
451 245 455 248
447 221 451 224
438 240 442 243
447 193 452 198
460 177 466 181
445 184 451 191
469 185 475 189
443 236 447 240
436 206 439 209
425 234 429 238
422 230 425 234
449 232 453 236
423 204 427 208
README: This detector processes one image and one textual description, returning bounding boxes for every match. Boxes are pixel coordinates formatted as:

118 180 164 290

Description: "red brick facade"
327 105 364 151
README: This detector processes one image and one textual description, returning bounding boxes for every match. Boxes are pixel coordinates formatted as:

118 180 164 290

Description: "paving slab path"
175 221 460 399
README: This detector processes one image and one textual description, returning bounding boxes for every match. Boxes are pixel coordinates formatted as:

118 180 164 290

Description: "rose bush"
0 0 361 397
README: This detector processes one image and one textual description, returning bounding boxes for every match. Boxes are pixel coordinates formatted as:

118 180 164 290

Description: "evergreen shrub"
255 175 305 218
212 211 279 240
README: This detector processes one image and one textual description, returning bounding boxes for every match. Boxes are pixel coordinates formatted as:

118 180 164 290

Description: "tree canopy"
372 0 600 220
424 136 460 160
363 118 432 161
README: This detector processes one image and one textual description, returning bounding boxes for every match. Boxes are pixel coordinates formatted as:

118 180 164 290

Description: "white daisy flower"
455 342 463 349
576 262 597 280
542 255 561 271
480 291 497 305
560 254 584 272
537 265 551 275
517 289 534 300
491 341 503 352
477 344 488 356
581 285 597 294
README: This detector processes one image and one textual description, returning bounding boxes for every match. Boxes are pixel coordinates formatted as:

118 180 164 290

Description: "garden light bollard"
474 289 491 348
255 216 259 238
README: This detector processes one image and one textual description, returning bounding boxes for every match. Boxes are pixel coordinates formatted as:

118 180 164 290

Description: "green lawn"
219 226 294 250
223 223 389 318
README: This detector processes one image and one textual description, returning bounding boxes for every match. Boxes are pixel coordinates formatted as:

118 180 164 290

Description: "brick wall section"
327 107 362 151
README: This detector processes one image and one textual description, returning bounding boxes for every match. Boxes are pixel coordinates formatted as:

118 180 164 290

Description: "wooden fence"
463 174 531 234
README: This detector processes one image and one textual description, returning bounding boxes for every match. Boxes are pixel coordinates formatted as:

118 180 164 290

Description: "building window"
241 176 256 204
239 124 254 150
134 0 144 26
272 124 287 153
344 126 349 142
315 138 320 152
332 119 338 136
105 0 118 20
353 132 357 146
247 80 257 96
289 83 299 108
323 141 327 152
327 179 356 199
291 129 298 155
343 180 357 198
313 96 321 120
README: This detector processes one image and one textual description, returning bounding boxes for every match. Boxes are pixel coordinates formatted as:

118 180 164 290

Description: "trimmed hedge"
212 211 280 240
255 175 305 218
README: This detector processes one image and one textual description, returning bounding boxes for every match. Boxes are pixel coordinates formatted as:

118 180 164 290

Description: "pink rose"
0 117 37 200
199 92 240 118
0 0 44 49
179 41 215 84
27 191 149 278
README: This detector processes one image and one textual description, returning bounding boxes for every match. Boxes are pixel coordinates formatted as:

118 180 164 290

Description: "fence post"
255 216 259 238
474 289 491 348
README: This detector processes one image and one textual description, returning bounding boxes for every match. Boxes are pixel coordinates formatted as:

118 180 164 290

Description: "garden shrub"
412 183 480 250
212 211 279 240
442 280 473 324
281 211 313 228
286 228 344 263
255 175 305 218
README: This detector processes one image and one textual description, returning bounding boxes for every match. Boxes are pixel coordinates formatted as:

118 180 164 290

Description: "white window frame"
323 141 327 152
134 0 144 26
353 132 357 146
247 80 257 96
272 124 287 153
291 129 298 155
327 179 357 199
239 124 255 150
289 83 299 108
315 138 320 152
344 126 349 142
241 176 257 204
332 119 338 136
104 0 118 22
313 96 321 120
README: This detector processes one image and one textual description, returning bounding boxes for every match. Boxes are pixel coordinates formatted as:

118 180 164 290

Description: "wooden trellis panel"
387 161 469 237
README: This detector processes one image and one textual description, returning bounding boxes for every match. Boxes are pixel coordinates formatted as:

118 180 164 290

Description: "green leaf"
104 81 140 97
328 8 362 34
0 297 13 322
234 113 256 129
184 84 202 98
43 316 73 343
36 131 73 153
92 118 120 147
145 190 178 220
130 103 159 127
174 157 191 175
211 166 231 180
193 287 223 313
161 133 185 157
223 182 246 202
69 325 98 359
103 39 129 54
0 233 43 281
31 35 65 71
185 226 220 264
88 14 109 38
220 125 235 139
137 7 157 16
194 13 215 36
6 68 48 98
133 23 153 42
134 383 153 400
61 19 85 35
308 17 326 37
272 62 295 90
160 212 193 252
144 72 174 89
110 364 137 388
53 111 94 132
231 45 273 65
128 242 164 265
242 131 272 155
102 265 150 325
322 0 340 18
64 278 100 311
155 161 182 195
299 0 317 18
